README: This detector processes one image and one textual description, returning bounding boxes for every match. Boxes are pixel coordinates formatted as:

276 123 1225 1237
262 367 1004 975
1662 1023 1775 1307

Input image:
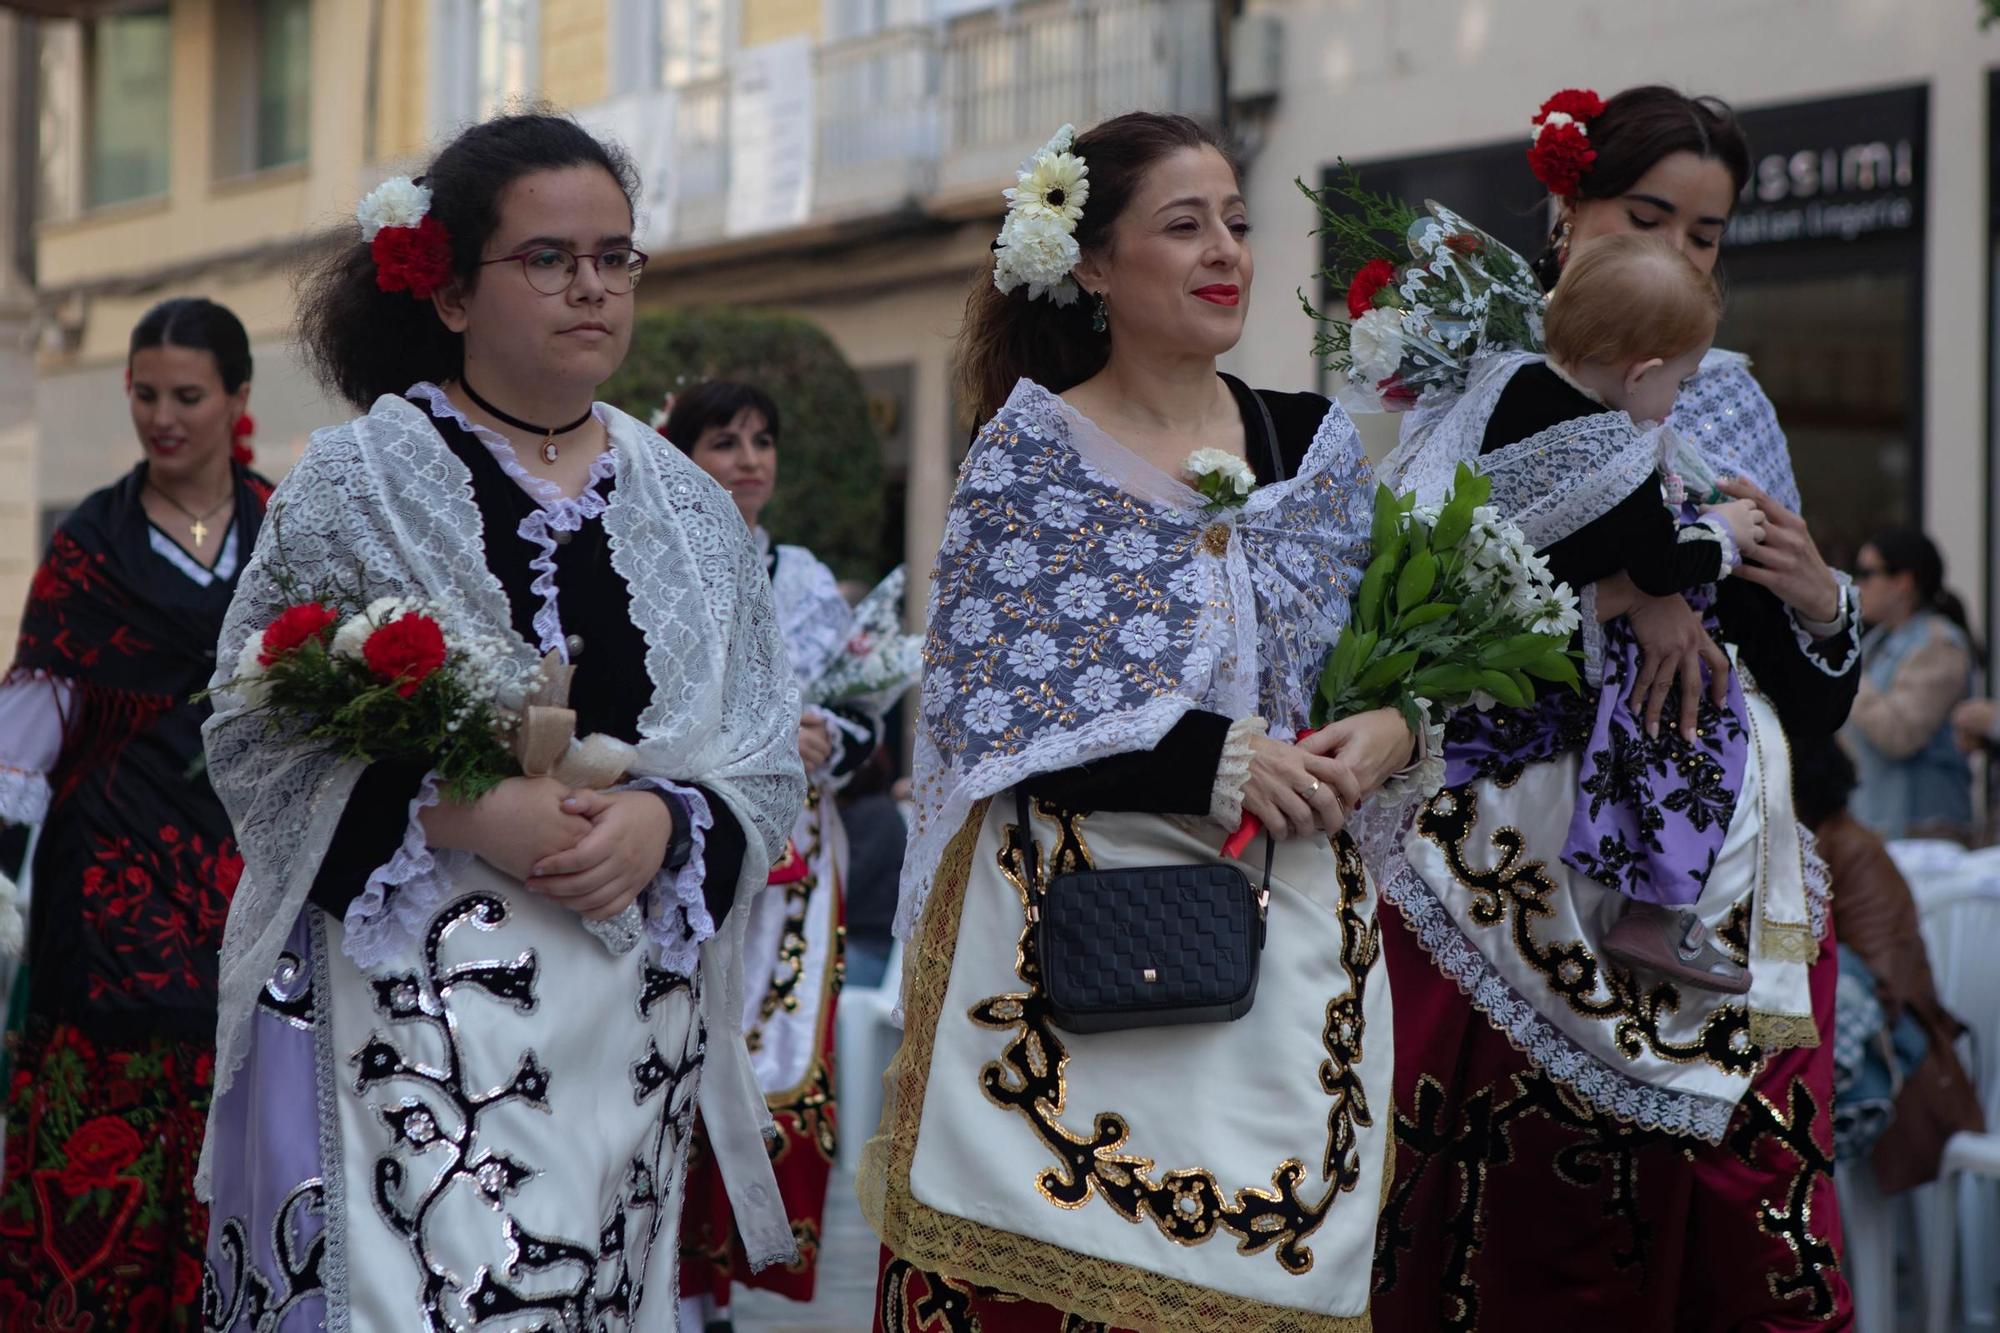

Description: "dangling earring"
1556 216 1574 260
1091 291 1108 334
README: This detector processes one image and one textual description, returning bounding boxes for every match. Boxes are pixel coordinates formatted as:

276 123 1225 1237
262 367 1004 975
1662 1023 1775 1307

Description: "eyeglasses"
480 245 649 295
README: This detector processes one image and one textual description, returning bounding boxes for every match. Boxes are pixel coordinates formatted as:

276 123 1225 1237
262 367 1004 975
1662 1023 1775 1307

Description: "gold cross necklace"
147 482 233 546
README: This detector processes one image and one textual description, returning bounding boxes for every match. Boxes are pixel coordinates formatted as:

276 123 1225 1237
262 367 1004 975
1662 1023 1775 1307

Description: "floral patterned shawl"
897 378 1373 938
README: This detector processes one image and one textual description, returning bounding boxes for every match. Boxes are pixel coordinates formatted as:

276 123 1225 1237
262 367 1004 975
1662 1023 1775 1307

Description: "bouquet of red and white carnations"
215 590 521 803
1300 165 1546 413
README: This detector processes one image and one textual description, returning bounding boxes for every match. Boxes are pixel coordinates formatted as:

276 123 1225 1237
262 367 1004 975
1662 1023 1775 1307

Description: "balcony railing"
939 0 1216 194
815 25 942 221
646 0 1215 251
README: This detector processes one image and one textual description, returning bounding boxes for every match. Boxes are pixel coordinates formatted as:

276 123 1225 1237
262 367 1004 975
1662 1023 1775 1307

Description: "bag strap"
1012 785 1276 904
1221 372 1288 484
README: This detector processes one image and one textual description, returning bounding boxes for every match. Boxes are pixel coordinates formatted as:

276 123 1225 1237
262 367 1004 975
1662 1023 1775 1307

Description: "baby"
1537 233 1767 992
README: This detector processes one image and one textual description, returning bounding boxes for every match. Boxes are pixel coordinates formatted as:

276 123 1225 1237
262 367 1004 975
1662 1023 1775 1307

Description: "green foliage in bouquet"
1315 463 1581 733
601 306 889 579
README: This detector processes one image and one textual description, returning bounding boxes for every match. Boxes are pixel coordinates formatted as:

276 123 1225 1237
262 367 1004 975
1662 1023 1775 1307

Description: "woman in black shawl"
0 298 270 1330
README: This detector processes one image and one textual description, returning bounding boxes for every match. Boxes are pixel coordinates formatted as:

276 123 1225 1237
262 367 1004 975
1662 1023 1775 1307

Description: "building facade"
6 0 1995 638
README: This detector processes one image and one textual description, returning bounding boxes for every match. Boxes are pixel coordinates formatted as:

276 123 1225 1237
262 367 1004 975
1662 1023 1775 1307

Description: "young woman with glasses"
196 112 805 1329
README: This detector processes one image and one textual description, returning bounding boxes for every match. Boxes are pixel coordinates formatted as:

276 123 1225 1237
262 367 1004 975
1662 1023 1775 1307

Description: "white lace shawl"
897 378 1374 938
767 538 854 688
198 394 806 1260
1383 350 1664 552
1669 348 1801 513
1389 347 1803 519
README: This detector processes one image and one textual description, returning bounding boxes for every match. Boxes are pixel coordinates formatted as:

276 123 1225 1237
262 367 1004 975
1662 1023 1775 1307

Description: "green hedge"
602 306 888 579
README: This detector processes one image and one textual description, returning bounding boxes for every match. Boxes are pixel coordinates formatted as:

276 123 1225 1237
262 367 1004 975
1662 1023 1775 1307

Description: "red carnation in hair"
1528 120 1597 198
259 602 338 666
231 411 256 465
1534 88 1605 127
1345 258 1399 319
363 612 448 697
371 215 453 299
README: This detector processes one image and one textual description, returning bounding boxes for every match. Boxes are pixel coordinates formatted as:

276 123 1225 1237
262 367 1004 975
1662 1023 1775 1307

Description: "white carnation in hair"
1533 110 1583 142
993 210 1081 306
356 177 433 242
1348 307 1408 384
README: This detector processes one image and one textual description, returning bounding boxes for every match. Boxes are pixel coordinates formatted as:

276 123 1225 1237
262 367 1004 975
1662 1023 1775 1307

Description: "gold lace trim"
1750 1009 1821 1052
1756 921 1818 965
857 802 1375 1333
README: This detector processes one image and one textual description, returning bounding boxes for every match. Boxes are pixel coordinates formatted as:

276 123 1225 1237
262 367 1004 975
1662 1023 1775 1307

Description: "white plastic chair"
1888 839 1973 908
835 938 904 1175
1837 1157 1903 1333
1918 881 2000 1332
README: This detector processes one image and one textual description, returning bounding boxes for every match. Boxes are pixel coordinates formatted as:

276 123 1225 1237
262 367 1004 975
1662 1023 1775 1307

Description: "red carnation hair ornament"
1527 88 1605 198
232 411 256 466
356 176 453 301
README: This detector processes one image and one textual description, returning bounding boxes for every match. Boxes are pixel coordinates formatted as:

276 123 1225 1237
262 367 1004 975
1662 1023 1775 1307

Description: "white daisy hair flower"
993 124 1089 306
356 176 433 242
1006 137 1089 228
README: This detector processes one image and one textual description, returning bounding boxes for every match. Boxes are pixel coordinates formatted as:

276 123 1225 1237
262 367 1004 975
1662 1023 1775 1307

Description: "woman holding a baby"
1374 85 1863 1329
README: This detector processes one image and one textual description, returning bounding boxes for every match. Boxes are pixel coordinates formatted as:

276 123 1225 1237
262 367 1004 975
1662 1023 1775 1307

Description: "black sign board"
1725 86 1924 249
1319 84 1928 268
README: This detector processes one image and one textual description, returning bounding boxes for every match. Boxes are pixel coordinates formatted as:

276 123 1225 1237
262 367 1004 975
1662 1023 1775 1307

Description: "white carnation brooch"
357 176 452 300
993 124 1090 306
1183 447 1257 512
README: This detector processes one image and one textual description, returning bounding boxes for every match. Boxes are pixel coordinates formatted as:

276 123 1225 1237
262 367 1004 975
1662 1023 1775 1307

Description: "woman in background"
1846 527 1976 839
0 297 269 1330
669 380 889 1330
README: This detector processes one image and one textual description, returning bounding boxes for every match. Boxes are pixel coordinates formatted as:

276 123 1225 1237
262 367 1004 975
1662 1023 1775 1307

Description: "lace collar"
407 381 618 515
1003 378 1348 520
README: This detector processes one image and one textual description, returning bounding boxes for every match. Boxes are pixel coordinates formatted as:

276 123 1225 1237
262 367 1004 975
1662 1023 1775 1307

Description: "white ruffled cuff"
623 777 718 977
340 771 470 971
1377 701 1447 813
1579 582 1606 689
0 765 51 827
1681 512 1739 575
1787 573 1860 677
1208 715 1266 826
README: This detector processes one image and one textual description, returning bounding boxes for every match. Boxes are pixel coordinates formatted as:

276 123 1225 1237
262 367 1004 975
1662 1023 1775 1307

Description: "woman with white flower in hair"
857 112 1419 1332
197 113 804 1329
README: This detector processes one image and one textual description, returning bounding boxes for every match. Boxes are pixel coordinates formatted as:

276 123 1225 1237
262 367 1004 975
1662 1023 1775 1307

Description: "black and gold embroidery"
1729 1078 1841 1317
1418 785 1757 1074
879 1256 991 1333
1379 1061 1842 1328
769 1055 838 1166
1377 1070 1654 1331
967 802 1374 1276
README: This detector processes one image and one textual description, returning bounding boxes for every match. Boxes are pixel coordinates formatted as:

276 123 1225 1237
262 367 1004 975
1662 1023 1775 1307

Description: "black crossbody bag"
1016 379 1282 1035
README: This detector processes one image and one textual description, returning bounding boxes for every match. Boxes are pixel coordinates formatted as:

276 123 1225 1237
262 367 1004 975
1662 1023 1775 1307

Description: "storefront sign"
1726 87 1925 249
